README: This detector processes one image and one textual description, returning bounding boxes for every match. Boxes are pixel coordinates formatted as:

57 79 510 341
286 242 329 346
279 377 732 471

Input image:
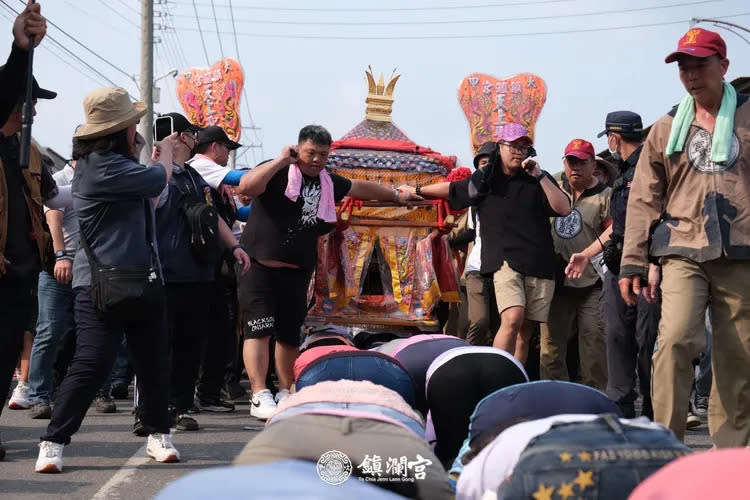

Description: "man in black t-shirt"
236 125 421 420
399 124 571 364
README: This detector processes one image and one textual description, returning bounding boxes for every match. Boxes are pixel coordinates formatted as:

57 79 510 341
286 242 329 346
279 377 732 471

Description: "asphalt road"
0 384 713 500
0 386 263 500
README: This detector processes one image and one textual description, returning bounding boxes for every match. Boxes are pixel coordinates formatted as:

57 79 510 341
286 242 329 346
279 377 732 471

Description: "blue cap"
597 111 643 138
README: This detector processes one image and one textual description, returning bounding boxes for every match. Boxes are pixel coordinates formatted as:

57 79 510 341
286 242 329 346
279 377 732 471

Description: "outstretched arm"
347 180 423 205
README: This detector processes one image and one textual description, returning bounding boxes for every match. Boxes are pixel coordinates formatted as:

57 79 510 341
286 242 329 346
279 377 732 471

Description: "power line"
7 0 134 81
228 0 262 166
172 0 574 12
0 0 136 95
192 0 211 65
174 11 750 40
101 0 139 28
172 1 712 27
62 0 131 37
158 8 191 68
113 0 140 17
210 0 225 58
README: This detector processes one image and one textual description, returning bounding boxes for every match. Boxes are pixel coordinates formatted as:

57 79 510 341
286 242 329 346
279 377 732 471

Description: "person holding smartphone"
399 123 571 365
151 113 250 432
36 87 181 473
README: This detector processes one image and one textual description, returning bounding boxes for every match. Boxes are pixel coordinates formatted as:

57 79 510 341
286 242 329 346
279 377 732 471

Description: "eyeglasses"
498 141 532 155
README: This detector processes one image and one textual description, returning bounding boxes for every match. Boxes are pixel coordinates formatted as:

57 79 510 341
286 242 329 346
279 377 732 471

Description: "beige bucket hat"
74 87 147 140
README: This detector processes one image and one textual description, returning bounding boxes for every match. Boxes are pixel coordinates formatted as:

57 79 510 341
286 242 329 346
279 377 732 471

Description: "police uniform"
597 111 660 418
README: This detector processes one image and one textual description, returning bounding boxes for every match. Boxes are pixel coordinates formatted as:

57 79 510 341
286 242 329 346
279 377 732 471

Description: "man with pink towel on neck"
236 125 422 420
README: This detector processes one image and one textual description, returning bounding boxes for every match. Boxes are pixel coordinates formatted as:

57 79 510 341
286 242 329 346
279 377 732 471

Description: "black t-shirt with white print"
241 165 352 272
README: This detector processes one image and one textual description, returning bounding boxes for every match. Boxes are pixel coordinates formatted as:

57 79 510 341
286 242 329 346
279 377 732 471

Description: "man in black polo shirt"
236 125 421 420
400 123 571 363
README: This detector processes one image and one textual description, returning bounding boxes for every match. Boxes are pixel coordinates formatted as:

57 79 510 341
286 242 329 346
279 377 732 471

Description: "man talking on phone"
399 123 571 364
236 125 422 420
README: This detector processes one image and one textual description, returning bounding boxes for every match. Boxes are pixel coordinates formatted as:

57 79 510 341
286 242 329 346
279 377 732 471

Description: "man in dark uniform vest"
598 111 660 418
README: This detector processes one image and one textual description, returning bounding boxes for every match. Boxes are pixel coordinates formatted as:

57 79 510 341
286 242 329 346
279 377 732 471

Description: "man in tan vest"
0 0 55 461
541 139 610 390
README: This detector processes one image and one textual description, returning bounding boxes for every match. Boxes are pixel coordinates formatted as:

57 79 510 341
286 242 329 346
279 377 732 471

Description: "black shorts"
237 260 312 346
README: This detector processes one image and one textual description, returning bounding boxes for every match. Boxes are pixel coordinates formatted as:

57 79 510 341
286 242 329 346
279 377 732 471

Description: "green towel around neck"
666 81 737 164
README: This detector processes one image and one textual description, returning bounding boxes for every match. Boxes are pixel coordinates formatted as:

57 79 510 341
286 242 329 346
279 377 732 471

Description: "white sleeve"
190 162 230 190
44 185 73 210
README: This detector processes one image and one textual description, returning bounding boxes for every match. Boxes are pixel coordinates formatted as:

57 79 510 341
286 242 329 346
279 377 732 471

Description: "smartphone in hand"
153 115 175 142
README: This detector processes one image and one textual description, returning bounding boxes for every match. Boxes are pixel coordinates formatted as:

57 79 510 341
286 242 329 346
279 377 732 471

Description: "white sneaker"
35 441 64 473
8 382 32 409
146 433 180 463
274 389 291 405
250 389 277 420
686 411 702 429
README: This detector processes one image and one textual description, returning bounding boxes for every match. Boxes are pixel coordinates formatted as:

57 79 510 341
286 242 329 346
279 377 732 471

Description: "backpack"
177 166 223 264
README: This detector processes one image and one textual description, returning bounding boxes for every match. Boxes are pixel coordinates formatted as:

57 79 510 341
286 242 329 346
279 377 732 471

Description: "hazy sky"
1 0 749 170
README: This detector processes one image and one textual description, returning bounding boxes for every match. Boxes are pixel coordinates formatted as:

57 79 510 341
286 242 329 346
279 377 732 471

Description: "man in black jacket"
0 0 48 461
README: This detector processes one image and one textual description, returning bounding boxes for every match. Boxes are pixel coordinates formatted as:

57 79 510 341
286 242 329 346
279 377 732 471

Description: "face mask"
608 137 621 162
133 132 146 160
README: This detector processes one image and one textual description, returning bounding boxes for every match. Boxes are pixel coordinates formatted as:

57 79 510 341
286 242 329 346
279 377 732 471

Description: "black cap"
154 112 201 141
473 141 498 168
597 111 643 138
196 125 241 150
0 65 57 101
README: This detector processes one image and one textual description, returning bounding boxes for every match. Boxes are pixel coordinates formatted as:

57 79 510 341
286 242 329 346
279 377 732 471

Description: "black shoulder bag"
80 200 163 317
178 166 223 264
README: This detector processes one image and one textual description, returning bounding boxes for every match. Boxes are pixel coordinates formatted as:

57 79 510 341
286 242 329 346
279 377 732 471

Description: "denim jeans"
296 352 417 407
111 336 133 387
504 416 691 500
271 402 425 437
28 271 75 404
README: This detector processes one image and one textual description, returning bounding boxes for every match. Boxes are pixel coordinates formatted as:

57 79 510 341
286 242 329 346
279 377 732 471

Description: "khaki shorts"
493 262 555 323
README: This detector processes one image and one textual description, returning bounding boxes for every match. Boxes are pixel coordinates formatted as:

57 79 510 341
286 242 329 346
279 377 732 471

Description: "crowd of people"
2 2 750 498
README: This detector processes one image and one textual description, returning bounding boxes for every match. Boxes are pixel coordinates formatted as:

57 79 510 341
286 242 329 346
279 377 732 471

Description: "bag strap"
80 200 155 268
78 221 101 268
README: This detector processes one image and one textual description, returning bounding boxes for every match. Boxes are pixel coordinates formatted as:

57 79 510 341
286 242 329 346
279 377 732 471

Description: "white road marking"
90 443 149 500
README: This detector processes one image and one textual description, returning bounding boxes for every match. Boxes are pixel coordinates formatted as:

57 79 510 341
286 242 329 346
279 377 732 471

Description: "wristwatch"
55 250 71 260
416 184 423 197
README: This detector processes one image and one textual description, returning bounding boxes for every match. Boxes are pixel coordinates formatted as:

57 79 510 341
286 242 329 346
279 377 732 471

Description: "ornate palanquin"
307 68 464 331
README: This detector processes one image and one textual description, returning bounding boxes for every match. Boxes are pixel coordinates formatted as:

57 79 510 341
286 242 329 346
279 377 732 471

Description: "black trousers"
42 286 170 444
426 351 529 467
197 277 237 401
601 271 660 417
0 277 37 419
166 282 213 412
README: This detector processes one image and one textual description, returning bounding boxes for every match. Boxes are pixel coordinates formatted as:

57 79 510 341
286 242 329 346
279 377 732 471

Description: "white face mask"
608 136 621 162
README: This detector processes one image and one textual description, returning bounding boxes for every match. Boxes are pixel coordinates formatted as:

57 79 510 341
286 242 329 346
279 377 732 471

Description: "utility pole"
139 0 154 157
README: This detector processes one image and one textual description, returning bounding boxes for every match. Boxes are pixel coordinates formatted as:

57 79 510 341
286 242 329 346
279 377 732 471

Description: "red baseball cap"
665 28 726 63
563 139 595 160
